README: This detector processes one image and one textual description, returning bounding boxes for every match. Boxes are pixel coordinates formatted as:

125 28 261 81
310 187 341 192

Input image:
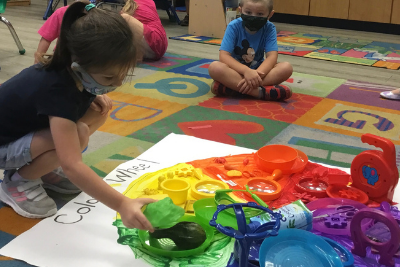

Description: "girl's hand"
90 95 113 115
118 198 157 231
242 69 263 89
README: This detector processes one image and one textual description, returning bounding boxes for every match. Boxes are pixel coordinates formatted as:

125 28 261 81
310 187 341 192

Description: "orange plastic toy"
350 134 399 203
245 169 283 201
255 145 298 170
254 146 308 175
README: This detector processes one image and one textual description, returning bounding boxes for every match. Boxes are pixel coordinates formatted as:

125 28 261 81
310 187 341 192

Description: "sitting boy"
208 0 293 101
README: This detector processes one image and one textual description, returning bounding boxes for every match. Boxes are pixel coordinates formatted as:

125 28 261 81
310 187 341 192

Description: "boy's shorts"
0 132 34 170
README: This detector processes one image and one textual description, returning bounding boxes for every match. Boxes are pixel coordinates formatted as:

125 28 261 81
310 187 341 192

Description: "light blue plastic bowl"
259 229 343 267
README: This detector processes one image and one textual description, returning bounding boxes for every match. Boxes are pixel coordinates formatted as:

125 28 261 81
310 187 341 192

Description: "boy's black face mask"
241 14 269 31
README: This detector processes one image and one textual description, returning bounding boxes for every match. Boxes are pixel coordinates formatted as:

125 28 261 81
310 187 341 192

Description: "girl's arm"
49 116 156 230
34 37 51 64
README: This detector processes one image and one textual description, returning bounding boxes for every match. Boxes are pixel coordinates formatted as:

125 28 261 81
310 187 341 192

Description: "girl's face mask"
71 62 117 95
241 14 269 32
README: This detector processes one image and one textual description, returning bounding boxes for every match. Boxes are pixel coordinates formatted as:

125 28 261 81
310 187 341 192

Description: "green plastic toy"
143 197 185 229
138 215 215 258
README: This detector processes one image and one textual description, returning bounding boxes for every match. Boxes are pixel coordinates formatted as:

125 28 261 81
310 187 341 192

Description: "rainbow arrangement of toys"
113 133 400 267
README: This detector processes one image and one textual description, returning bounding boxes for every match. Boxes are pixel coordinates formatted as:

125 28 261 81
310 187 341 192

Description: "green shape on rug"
283 72 346 97
83 137 154 167
304 52 376 66
90 166 108 178
312 40 366 50
109 154 135 161
291 137 366 168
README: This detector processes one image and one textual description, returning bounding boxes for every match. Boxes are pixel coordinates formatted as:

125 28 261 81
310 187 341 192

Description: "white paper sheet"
0 133 399 267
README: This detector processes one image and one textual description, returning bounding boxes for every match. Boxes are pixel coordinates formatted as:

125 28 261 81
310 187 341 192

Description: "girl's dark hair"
43 1 137 77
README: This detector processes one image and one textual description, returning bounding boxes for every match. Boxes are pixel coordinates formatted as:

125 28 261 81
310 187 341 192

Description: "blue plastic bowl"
259 229 343 267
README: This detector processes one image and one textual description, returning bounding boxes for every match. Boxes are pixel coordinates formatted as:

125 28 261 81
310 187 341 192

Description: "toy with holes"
350 133 399 203
350 202 400 266
209 202 283 267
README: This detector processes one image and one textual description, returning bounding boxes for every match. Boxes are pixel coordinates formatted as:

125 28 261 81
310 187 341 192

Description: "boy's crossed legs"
208 61 293 101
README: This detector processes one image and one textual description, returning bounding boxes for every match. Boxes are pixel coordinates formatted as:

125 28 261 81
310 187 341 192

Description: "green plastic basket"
138 215 214 258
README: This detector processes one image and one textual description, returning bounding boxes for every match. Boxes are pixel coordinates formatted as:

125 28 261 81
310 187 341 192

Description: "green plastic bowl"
193 198 240 230
138 215 214 258
214 191 264 218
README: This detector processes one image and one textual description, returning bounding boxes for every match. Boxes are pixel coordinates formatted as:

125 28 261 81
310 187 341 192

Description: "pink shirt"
38 6 68 43
38 1 167 60
134 0 168 60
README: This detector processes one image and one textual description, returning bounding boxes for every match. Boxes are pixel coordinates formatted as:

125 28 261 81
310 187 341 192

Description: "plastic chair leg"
0 16 25 55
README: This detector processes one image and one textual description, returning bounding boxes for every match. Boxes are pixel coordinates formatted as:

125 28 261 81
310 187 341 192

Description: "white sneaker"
0 170 57 218
42 167 81 194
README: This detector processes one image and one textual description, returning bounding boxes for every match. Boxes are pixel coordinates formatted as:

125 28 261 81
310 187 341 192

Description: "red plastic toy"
350 134 399 203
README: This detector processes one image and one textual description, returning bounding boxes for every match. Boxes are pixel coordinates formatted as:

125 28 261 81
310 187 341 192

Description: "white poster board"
0 133 399 267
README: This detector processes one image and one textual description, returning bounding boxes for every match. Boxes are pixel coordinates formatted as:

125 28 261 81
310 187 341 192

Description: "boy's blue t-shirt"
220 18 278 69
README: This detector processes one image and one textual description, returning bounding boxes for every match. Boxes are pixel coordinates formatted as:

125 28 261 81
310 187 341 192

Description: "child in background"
0 2 155 232
35 0 168 63
208 0 293 101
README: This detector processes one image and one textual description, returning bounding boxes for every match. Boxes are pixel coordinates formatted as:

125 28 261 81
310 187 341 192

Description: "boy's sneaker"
41 167 81 195
0 170 57 218
259 84 292 101
210 80 242 97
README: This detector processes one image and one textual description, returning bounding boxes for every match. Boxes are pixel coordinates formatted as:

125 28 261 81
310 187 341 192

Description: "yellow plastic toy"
121 163 247 215
161 179 191 205
191 180 229 200
227 170 242 177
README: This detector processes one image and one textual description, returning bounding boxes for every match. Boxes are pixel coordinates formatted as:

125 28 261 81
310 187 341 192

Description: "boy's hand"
90 95 113 115
242 69 265 89
237 79 253 94
118 198 157 231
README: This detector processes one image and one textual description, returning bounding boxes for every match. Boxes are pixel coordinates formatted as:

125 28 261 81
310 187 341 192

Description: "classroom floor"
0 1 399 172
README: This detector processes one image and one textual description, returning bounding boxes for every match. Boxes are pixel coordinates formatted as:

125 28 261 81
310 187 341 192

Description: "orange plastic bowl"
245 178 282 201
255 145 298 171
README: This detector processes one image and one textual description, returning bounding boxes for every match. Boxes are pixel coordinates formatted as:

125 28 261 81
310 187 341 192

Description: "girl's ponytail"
43 1 90 70
41 0 137 77
121 0 138 16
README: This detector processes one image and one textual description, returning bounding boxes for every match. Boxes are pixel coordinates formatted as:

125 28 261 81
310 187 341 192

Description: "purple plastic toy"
313 204 372 236
350 202 400 267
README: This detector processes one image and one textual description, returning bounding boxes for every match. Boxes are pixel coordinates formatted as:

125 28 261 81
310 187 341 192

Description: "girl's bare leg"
19 108 107 180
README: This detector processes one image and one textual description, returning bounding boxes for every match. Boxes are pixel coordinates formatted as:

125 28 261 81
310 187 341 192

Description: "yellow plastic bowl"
160 179 191 205
191 180 229 200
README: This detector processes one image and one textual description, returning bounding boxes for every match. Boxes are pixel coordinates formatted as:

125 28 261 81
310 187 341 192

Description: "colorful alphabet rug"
170 32 400 70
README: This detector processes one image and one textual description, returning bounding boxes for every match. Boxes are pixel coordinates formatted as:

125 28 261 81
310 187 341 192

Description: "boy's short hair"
240 0 273 13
